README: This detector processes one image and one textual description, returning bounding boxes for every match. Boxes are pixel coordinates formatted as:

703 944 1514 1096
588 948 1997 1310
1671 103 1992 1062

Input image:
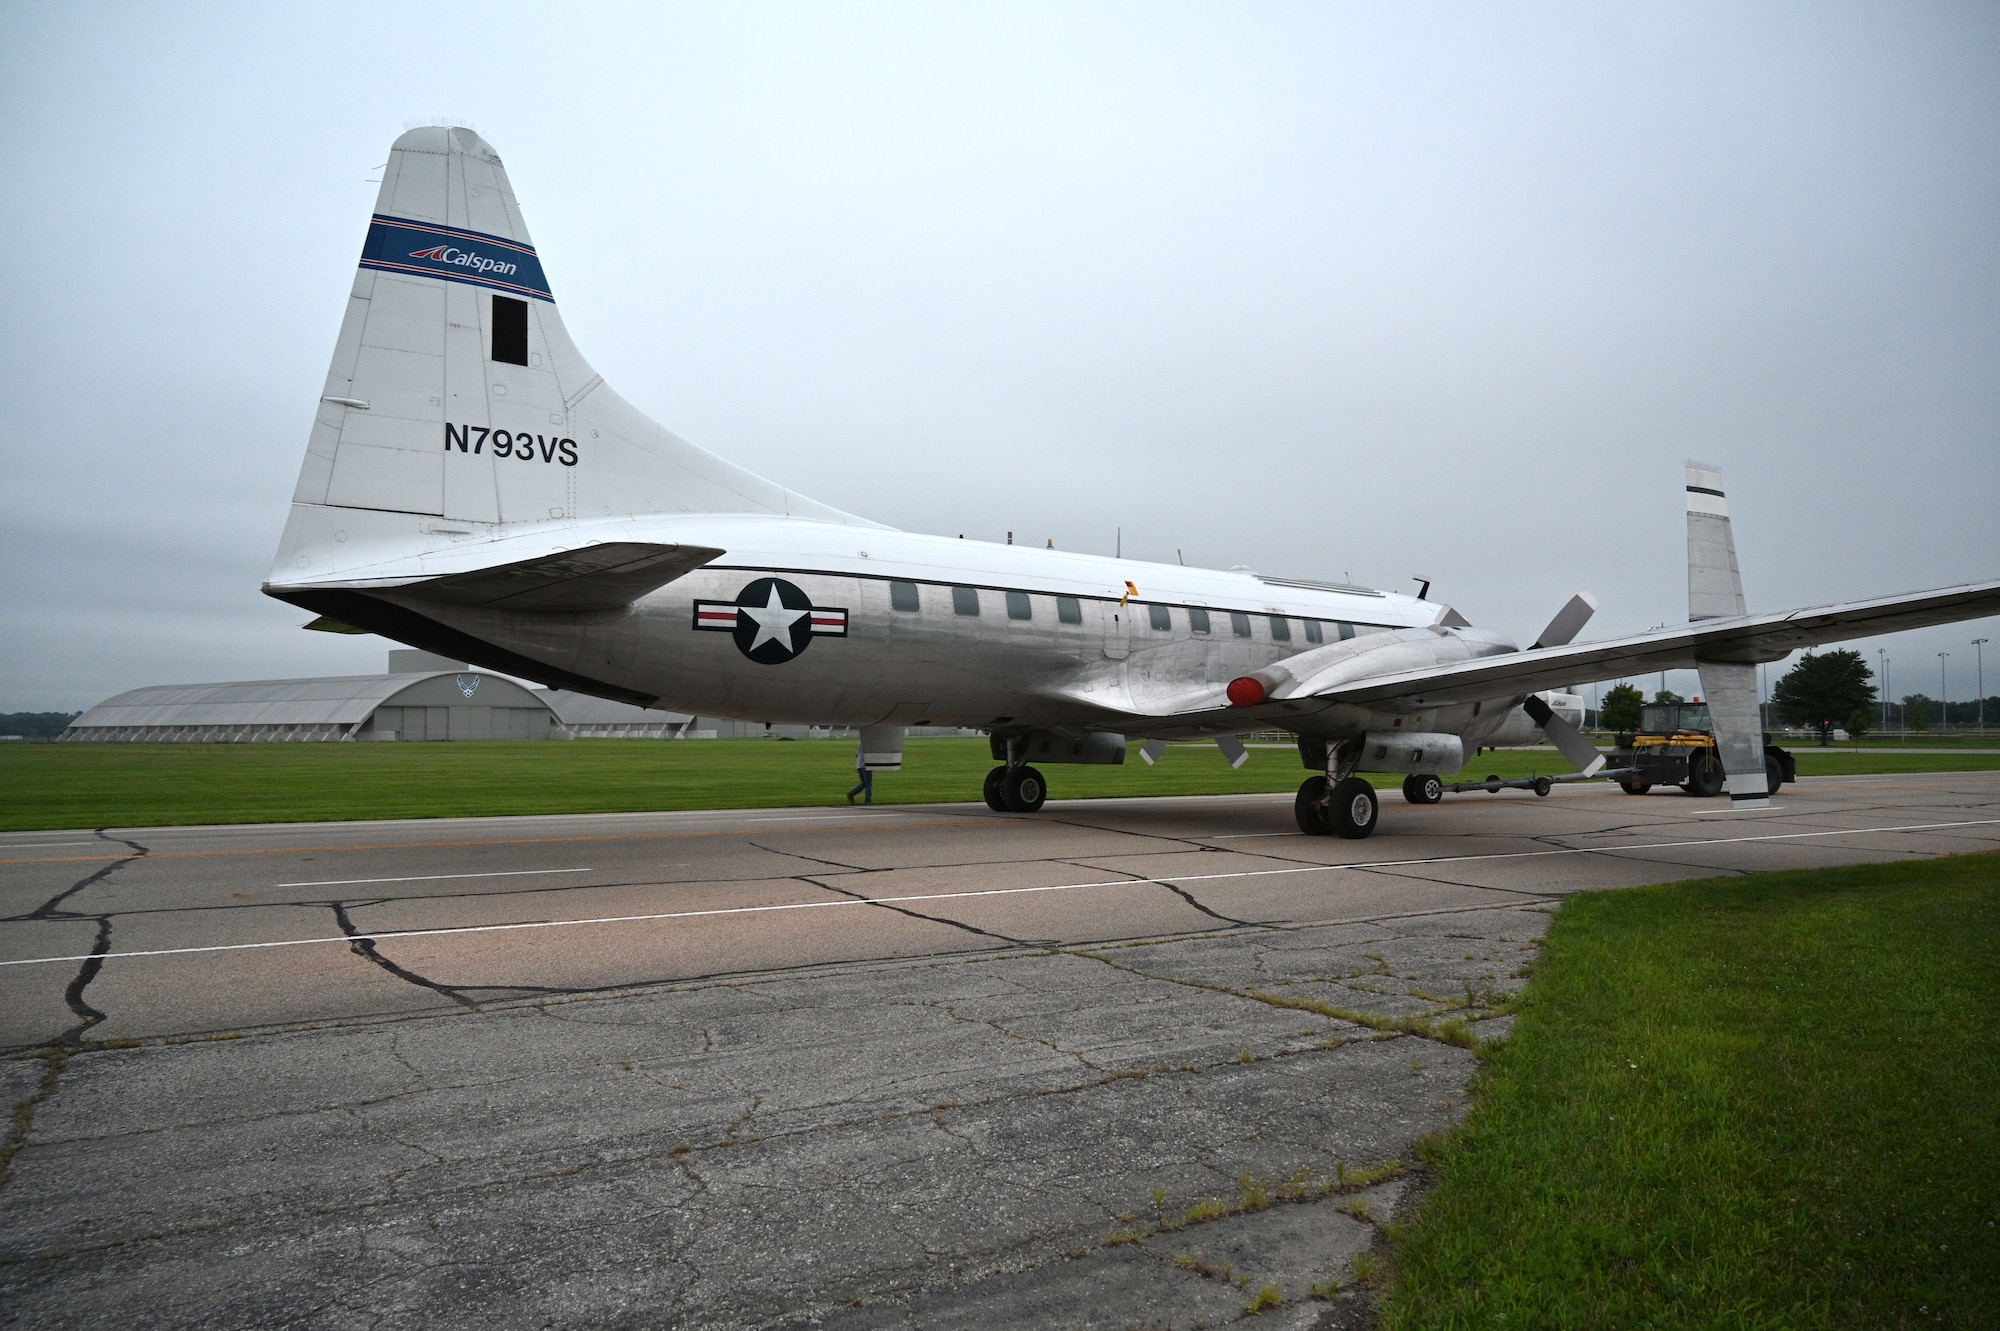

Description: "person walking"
846 744 874 804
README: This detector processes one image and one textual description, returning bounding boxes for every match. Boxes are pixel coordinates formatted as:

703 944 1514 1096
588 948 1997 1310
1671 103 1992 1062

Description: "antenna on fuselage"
1414 576 1432 600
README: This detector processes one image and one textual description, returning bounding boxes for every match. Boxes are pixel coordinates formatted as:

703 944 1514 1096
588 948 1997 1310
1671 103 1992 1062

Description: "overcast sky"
3 1 1997 714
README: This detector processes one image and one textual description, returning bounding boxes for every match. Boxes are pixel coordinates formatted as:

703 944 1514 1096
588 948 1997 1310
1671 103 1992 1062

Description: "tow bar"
1445 768 1637 797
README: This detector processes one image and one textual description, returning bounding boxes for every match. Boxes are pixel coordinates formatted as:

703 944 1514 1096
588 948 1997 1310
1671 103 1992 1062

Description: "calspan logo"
408 244 519 278
693 578 848 665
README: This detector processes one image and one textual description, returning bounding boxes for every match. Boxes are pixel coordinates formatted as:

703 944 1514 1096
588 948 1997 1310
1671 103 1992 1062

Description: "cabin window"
1304 619 1323 644
952 586 980 616
1338 621 1356 640
1230 611 1252 638
1148 604 1172 631
491 296 529 366
890 581 920 612
1188 607 1211 634
1269 616 1291 642
1056 596 1082 624
1006 591 1032 620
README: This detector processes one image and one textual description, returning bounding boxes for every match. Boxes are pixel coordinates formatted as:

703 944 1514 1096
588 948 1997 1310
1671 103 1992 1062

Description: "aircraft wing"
1279 578 2000 712
1100 577 2000 734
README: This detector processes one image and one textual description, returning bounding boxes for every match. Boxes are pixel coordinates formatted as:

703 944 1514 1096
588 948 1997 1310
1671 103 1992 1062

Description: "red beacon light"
1226 676 1266 707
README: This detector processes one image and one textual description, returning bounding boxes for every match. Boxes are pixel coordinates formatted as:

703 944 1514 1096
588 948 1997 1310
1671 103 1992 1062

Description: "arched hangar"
61 666 561 743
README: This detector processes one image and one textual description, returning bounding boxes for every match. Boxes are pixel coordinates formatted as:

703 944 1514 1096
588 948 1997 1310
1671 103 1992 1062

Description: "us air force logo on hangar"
693 578 849 664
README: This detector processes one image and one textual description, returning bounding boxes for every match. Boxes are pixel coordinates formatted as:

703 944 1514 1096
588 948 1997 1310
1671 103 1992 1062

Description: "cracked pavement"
3 771 1998 1328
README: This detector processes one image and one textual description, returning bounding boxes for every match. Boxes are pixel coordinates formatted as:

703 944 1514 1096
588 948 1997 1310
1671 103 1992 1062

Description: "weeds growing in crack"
1244 989 1486 1050
1102 1161 1405 1247
1244 1284 1286 1314
1311 1277 1343 1299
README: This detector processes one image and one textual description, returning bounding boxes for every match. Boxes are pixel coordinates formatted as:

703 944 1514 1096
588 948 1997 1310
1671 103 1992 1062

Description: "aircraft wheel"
1329 777 1379 839
1003 765 1048 813
983 766 1009 812
1619 777 1652 795
1294 777 1333 835
1402 774 1443 805
1683 750 1725 798
1532 776 1554 798
1484 774 1503 793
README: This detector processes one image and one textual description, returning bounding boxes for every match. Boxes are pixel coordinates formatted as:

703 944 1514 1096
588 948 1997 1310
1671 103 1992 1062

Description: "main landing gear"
983 764 1048 813
1295 775 1379 839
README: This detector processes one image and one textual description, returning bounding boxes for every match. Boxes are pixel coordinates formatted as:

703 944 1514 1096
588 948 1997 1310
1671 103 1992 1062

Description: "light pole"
1975 639 1989 737
1879 649 1889 732
1939 652 1950 734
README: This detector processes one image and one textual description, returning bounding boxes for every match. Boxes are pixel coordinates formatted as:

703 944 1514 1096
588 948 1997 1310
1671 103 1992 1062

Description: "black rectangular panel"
491 295 529 365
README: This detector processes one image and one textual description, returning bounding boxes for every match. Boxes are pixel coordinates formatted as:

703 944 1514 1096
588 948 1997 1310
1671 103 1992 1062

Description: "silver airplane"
266 127 2000 837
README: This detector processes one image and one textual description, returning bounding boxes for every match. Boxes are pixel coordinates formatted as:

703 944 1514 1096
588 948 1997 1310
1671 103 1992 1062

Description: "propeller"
1522 695 1607 777
1531 591 1599 649
1521 591 1606 775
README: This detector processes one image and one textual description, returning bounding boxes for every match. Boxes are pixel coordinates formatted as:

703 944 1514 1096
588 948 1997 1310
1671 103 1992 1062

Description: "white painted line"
274 867 596 888
0 841 115 848
4 816 1995 969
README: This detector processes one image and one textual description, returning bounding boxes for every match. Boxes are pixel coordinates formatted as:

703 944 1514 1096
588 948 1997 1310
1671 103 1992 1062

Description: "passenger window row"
887 581 1360 643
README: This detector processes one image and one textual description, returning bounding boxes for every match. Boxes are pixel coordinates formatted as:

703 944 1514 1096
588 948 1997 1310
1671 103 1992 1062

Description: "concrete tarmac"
3 771 1997 1329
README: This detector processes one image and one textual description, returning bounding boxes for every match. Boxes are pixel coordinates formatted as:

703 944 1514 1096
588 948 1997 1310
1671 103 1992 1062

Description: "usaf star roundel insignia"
692 578 848 665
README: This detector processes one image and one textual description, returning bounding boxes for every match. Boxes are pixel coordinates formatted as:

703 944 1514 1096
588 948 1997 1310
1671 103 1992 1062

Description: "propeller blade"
1522 694 1606 776
1531 592 1599 650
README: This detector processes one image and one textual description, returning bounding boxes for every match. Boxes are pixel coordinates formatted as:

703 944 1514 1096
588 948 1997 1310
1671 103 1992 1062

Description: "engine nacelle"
1357 731 1465 776
990 730 1127 765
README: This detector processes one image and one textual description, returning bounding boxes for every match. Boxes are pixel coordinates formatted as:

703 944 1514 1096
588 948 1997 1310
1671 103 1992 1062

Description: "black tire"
1329 777 1379 839
1002 765 1047 813
1532 776 1553 798
1683 750 1724 798
1295 777 1332 835
982 766 1009 812
1763 754 1784 797
1484 774 1503 793
1619 777 1652 795
1402 774 1443 805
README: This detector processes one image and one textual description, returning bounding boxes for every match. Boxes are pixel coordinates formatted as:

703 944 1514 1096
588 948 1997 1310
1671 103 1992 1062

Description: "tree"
1601 683 1644 732
1845 709 1871 741
1902 694 1936 732
1652 689 1685 704
1774 650 1876 745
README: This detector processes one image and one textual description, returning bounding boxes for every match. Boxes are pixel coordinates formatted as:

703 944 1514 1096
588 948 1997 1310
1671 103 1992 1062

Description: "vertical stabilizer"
1685 462 1768 806
1685 461 1745 621
272 126 870 591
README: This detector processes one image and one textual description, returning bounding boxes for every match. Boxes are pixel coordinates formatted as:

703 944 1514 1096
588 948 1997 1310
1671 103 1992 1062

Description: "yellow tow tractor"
1607 700 1795 797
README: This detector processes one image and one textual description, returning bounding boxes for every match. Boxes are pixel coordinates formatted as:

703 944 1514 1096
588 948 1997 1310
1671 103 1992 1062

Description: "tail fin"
1685 461 1746 621
1685 462 1770 807
273 126 868 584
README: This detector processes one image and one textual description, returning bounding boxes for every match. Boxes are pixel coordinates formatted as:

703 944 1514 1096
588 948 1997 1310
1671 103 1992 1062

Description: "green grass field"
1382 852 2000 1330
0 737 1993 831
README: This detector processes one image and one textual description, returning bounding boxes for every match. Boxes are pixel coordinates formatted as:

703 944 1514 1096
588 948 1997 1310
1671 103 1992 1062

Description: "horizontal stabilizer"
303 615 370 634
397 542 723 613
